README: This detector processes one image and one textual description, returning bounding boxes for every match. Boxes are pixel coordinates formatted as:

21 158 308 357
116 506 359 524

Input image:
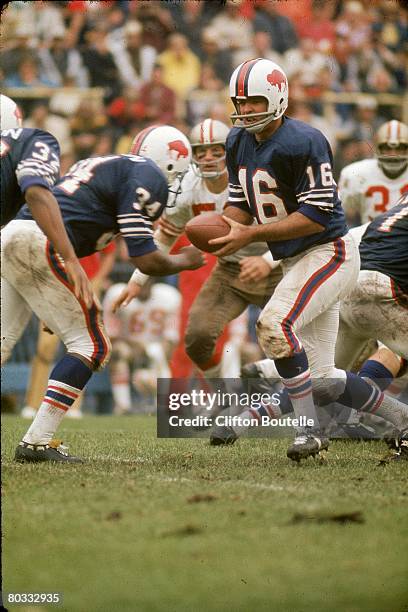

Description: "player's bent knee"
185 328 216 367
256 316 292 360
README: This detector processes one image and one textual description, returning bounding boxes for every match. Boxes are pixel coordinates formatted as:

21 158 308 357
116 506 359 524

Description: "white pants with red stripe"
336 270 408 369
1 220 111 369
256 233 360 378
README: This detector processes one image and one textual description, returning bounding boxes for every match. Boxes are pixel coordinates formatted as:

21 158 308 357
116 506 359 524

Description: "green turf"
2 415 407 612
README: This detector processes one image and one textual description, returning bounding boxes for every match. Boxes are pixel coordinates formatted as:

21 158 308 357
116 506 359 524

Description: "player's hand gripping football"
209 217 254 257
64 258 94 309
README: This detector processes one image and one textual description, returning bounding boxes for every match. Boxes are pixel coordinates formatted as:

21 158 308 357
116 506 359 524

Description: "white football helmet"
375 120 408 177
130 125 192 186
189 118 230 178
229 58 288 133
0 94 23 130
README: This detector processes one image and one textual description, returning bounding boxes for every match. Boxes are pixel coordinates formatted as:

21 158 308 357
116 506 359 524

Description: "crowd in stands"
2 0 406 176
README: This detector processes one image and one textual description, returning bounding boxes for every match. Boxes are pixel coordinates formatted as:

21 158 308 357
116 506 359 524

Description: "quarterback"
208 58 408 460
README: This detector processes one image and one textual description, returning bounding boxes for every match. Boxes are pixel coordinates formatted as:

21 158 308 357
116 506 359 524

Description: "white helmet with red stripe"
229 58 288 133
1 94 23 130
130 124 192 186
189 118 230 178
375 120 408 177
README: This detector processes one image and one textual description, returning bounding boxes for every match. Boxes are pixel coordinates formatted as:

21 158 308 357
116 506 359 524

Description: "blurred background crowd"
1 0 407 414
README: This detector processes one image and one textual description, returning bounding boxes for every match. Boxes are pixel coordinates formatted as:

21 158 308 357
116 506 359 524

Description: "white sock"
367 393 408 431
23 404 66 445
282 369 319 431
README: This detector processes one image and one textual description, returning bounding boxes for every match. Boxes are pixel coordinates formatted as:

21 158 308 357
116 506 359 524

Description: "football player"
111 119 282 379
207 58 408 461
339 120 408 225
103 280 181 414
2 126 204 463
1 93 92 307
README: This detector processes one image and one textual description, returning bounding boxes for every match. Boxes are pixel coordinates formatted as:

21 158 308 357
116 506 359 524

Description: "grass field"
2 414 408 612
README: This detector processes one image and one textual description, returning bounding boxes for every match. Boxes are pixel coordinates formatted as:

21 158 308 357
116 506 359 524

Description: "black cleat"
287 430 329 462
210 425 238 446
14 440 83 463
388 433 408 462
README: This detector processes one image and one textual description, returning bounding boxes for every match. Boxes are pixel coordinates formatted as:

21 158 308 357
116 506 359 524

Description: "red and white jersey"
159 166 268 262
103 282 181 345
339 159 408 223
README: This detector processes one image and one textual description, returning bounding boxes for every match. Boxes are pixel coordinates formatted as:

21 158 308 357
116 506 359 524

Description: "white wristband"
262 250 282 269
129 268 149 286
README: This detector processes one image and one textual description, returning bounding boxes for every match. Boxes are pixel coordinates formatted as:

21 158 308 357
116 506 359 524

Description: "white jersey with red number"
338 159 408 223
103 282 181 345
159 166 268 262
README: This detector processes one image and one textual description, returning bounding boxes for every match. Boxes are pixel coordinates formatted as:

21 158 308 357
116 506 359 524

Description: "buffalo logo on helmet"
266 70 287 92
167 140 189 160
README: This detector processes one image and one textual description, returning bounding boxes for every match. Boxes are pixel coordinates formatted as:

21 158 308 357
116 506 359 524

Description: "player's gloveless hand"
177 246 206 270
65 258 94 308
209 216 253 257
239 256 272 283
111 280 143 312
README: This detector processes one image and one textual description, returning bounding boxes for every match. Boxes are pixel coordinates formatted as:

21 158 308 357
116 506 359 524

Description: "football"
185 212 231 253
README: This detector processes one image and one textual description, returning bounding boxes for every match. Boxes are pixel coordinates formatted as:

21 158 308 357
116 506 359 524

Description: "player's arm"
210 212 324 256
25 186 93 308
130 246 204 277
18 131 93 306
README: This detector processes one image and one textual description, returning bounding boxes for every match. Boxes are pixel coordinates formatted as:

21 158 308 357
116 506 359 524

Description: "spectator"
209 0 254 65
24 101 74 173
4 57 58 88
12 2 66 45
107 87 145 132
285 37 329 87
254 3 298 54
139 64 177 125
186 65 227 127
70 98 108 159
235 31 285 68
297 0 337 52
128 1 174 53
38 30 89 88
81 24 122 102
157 33 201 101
110 20 157 89
1 26 40 78
372 1 407 53
336 1 372 52
167 1 217 57
197 27 233 86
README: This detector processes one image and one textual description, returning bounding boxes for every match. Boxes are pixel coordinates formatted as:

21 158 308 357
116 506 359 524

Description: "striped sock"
275 350 319 430
23 355 92 445
337 372 408 431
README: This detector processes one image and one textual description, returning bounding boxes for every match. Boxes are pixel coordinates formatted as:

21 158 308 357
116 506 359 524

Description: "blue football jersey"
359 194 408 294
18 154 168 258
226 117 348 259
1 127 60 226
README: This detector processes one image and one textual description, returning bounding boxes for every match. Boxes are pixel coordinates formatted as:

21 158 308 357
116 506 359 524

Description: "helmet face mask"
0 94 23 130
375 120 408 177
189 118 230 178
229 58 288 133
